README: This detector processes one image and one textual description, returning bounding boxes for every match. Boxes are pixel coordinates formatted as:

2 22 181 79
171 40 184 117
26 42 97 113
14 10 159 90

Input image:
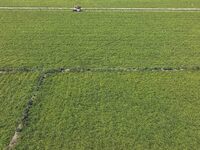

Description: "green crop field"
1 11 200 70
0 1 200 149
0 73 38 148
16 72 200 149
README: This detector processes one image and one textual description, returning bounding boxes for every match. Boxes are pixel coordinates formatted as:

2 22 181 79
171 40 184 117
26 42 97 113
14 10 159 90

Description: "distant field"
0 73 38 149
0 0 200 8
16 72 200 149
0 11 200 70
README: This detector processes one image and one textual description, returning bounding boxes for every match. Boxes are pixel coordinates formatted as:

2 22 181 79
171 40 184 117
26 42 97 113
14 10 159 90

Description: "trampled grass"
0 11 200 70
0 0 200 8
0 73 38 148
16 71 200 149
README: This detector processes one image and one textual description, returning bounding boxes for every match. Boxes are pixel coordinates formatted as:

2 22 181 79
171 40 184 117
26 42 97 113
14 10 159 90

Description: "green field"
0 0 200 8
1 11 200 70
17 72 200 149
0 73 38 148
0 1 200 149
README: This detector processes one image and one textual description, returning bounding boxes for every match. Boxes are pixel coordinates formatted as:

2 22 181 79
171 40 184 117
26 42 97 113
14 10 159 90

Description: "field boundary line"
0 6 71 11
1 66 200 74
0 7 200 12
6 68 68 149
83 7 200 12
60 67 200 73
7 70 54 149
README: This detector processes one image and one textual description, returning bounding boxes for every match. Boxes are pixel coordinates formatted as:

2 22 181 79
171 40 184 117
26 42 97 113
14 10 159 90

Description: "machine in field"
73 6 82 12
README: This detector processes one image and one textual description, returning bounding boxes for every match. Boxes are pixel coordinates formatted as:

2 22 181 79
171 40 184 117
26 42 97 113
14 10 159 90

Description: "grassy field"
0 73 38 149
16 72 200 149
0 0 200 8
0 1 200 149
0 11 200 70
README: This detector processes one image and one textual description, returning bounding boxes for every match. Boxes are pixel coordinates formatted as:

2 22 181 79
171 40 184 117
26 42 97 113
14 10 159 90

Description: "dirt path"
0 7 200 12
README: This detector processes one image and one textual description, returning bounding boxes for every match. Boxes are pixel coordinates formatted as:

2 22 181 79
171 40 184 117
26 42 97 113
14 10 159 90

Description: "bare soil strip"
0 7 200 12
0 6 71 10
83 7 200 12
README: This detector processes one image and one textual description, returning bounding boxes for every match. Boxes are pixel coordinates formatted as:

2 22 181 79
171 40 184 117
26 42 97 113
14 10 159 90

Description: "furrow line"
57 67 200 73
7 72 48 149
1 67 200 75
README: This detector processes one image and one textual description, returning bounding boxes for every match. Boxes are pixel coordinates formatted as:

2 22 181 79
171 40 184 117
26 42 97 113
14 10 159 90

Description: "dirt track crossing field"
1 7 200 12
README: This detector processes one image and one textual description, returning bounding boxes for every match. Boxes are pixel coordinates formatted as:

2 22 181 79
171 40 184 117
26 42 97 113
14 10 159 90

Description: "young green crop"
0 11 200 70
0 73 38 148
17 71 200 149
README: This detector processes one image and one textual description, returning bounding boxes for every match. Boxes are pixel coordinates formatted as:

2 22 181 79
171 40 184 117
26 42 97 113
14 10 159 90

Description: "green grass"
16 71 200 149
0 73 38 149
0 11 200 70
0 0 200 8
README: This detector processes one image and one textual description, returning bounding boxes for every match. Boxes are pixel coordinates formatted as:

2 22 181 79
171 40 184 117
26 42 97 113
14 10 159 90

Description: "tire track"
1 66 200 75
7 71 50 149
0 7 200 12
